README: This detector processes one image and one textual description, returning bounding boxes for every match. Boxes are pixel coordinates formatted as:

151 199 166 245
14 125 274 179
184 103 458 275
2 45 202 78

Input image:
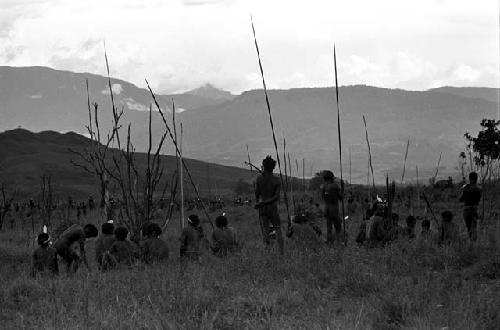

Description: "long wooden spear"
333 44 346 243
401 137 410 184
433 152 443 183
146 82 213 228
363 115 376 192
251 16 292 229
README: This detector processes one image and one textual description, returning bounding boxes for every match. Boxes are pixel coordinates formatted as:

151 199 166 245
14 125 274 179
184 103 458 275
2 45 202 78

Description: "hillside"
1 66 498 183
0 129 253 199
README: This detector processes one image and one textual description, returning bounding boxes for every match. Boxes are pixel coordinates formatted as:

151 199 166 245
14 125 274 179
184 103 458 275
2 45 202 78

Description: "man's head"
146 223 162 238
262 156 276 173
441 210 454 223
114 226 129 241
187 214 200 227
323 170 334 182
215 215 228 228
469 172 478 184
101 222 115 235
406 215 416 228
84 224 98 238
37 233 50 247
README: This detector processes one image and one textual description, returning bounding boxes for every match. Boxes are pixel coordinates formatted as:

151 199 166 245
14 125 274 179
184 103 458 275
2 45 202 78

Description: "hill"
1 66 498 183
0 129 253 199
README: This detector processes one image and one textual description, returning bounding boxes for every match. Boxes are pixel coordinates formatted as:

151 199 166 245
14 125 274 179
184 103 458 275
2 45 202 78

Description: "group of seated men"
355 201 463 247
31 213 239 276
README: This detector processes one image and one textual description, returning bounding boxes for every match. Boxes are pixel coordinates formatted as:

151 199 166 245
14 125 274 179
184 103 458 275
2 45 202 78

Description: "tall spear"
433 152 443 183
333 44 346 243
363 115 376 192
416 165 421 213
401 137 410 184
251 17 292 229
302 158 306 195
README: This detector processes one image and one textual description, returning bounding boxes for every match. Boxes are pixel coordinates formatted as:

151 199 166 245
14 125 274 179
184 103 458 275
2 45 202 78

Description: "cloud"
0 0 497 93
452 64 481 82
122 97 148 111
102 83 123 95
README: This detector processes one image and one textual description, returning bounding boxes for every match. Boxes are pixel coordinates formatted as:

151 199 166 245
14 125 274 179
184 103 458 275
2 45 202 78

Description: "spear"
401 137 410 184
363 115 376 192
246 145 253 173
288 152 295 212
433 152 443 183
146 83 213 228
333 44 346 243
349 145 352 188
251 16 292 229
416 165 421 212
302 158 305 195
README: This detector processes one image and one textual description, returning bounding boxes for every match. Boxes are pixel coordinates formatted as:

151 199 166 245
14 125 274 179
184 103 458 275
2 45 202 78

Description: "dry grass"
0 202 499 329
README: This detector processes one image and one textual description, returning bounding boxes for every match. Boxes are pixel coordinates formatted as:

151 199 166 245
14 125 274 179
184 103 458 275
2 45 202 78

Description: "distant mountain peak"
184 83 235 101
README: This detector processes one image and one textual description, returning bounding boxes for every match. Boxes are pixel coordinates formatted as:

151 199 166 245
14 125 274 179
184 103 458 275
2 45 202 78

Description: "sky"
0 0 498 94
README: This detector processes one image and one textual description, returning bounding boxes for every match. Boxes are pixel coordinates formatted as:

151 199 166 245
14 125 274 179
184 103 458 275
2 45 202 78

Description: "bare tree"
0 183 15 231
71 51 171 239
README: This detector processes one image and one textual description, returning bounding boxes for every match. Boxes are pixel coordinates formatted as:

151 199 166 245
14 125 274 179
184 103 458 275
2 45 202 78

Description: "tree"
0 183 15 231
464 119 500 182
71 54 170 239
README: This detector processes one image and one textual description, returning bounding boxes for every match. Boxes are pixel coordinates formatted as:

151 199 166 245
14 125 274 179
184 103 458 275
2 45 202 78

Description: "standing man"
320 170 343 243
255 156 284 254
459 172 482 242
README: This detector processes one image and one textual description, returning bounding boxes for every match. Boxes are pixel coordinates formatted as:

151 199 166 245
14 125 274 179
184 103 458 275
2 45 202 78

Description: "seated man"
366 203 387 248
439 210 459 245
286 213 322 250
180 214 204 261
211 214 239 257
109 226 139 268
54 223 98 273
402 215 417 240
32 232 58 277
95 222 116 270
141 223 169 264
420 219 432 238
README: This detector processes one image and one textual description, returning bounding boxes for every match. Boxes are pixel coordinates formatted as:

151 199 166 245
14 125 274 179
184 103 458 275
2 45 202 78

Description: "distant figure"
95 222 115 270
439 210 459 245
459 172 481 241
88 196 95 210
254 156 284 254
54 223 98 273
385 213 403 242
403 215 417 239
32 233 58 277
419 218 433 241
347 196 357 215
180 214 204 260
109 226 139 268
211 214 239 257
141 223 169 264
320 170 344 244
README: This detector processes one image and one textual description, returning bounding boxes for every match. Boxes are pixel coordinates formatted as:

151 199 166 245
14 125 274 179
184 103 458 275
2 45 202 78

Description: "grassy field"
0 200 499 329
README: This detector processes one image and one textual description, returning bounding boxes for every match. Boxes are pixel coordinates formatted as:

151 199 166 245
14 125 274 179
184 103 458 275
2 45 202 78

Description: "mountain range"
1 66 498 183
0 128 253 198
